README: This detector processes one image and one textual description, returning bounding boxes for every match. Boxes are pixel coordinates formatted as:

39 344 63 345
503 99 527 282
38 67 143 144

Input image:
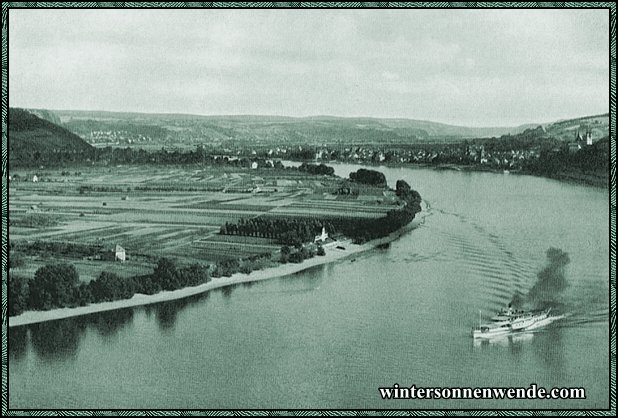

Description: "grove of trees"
27 264 80 310
349 168 387 186
298 163 335 176
8 259 212 316
220 218 334 246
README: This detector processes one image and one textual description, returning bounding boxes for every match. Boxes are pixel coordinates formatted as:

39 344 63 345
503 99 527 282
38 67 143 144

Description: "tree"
217 258 240 277
29 263 79 310
8 275 29 316
349 168 386 186
179 264 210 286
288 251 302 263
155 257 179 291
135 274 162 295
74 282 92 306
240 263 253 274
90 271 135 302
395 179 411 197
317 245 325 256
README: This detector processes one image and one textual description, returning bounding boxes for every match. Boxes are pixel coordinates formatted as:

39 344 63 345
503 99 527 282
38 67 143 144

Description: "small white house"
314 227 328 243
251 162 258 169
32 175 38 183
114 244 127 262
101 244 126 262
114 244 126 262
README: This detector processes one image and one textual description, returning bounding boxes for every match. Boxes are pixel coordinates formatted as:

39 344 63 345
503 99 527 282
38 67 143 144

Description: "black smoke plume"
528 247 570 303
511 247 570 308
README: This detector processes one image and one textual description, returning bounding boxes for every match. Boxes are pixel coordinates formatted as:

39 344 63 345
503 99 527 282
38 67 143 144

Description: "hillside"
542 113 609 142
471 113 610 149
9 108 94 167
44 109 536 148
26 108 63 126
21 108 609 152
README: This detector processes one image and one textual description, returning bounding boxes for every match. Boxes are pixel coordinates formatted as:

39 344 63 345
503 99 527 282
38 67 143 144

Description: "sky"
8 8 610 127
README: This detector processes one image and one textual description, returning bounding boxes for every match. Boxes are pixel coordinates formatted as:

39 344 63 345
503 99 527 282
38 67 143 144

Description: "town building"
575 130 593 146
569 130 593 152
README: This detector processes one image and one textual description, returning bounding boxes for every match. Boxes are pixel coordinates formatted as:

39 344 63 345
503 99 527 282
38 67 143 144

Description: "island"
7 109 423 327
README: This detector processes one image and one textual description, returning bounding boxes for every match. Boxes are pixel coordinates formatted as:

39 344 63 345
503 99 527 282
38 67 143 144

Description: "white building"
114 244 126 262
314 227 328 243
576 130 593 146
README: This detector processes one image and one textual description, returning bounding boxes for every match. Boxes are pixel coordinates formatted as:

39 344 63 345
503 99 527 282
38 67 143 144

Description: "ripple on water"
429 210 544 312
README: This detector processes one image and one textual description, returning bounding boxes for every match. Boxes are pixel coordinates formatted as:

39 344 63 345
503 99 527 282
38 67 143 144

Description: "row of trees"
9 231 330 316
326 209 415 244
9 251 281 317
210 253 275 277
11 240 103 259
8 259 212 316
220 218 335 246
79 185 129 194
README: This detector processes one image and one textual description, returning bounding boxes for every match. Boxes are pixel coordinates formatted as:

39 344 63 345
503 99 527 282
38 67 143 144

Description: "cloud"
8 8 609 126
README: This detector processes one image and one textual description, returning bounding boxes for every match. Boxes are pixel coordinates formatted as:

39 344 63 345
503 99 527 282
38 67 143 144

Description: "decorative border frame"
0 2 615 416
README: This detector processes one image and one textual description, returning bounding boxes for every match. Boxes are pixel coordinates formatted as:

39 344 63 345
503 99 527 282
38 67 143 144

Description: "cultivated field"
8 165 397 281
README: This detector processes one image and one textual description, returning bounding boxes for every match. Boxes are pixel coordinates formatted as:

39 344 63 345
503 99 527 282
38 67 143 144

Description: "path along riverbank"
9 203 427 328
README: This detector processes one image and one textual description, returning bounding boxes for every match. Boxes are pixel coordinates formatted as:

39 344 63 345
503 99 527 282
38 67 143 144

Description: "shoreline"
8 205 425 328
296 159 607 189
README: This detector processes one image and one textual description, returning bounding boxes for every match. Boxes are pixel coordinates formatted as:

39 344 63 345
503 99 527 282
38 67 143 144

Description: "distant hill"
44 109 537 148
9 108 94 167
541 113 609 143
22 109 609 150
480 113 610 150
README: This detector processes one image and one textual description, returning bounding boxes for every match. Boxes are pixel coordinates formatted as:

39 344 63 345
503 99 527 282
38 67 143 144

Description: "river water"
8 165 610 410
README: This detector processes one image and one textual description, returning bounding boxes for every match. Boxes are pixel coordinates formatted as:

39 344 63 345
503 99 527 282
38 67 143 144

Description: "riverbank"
532 170 608 188
8 204 425 328
296 159 608 189
387 162 608 188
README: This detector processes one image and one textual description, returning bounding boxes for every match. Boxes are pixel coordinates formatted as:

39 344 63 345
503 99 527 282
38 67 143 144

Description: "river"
8 165 610 409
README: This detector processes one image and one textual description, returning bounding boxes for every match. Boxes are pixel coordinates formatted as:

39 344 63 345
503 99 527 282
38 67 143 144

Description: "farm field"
8 165 397 281
10 256 155 283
